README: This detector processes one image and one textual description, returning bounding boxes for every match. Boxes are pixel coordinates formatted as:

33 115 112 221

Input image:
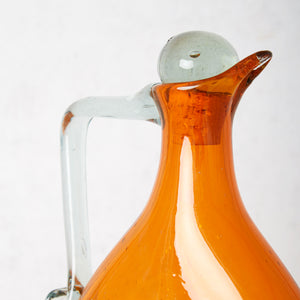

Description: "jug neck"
150 104 236 199
151 96 237 208
151 51 272 200
152 51 272 144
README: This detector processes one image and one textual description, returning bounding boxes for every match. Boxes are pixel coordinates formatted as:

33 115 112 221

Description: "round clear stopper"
158 31 239 83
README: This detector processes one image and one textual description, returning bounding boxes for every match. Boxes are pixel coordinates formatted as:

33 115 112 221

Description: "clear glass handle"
46 84 160 300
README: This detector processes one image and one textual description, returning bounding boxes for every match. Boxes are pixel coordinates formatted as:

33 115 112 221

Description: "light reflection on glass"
174 137 241 300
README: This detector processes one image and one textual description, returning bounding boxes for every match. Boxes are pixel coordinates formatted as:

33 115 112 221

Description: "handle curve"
46 84 160 300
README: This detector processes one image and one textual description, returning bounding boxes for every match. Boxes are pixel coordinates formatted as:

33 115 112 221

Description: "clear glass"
46 84 159 300
158 31 239 83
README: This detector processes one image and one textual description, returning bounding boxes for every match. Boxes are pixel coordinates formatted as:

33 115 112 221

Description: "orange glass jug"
46 31 300 300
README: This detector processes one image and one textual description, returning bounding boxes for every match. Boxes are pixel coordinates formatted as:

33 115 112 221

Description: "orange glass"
81 51 300 299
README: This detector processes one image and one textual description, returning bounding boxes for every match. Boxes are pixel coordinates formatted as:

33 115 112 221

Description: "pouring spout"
230 50 272 117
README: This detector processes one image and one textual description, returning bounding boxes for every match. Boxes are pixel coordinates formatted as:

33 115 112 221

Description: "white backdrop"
0 0 299 299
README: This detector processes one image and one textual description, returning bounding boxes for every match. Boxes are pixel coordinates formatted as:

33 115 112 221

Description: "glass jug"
46 31 300 300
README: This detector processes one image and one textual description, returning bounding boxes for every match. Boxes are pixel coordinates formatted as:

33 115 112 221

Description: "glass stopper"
158 31 239 83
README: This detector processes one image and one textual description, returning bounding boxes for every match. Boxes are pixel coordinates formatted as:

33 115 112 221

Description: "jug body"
80 52 300 300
